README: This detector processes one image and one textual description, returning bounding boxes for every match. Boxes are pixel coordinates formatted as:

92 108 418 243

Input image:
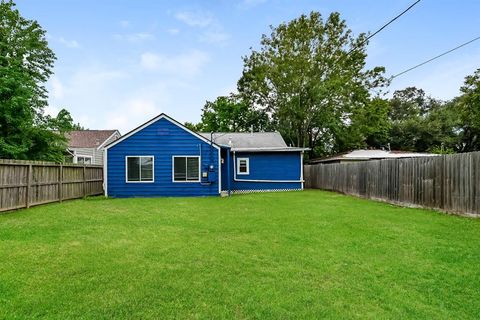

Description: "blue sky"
16 0 480 133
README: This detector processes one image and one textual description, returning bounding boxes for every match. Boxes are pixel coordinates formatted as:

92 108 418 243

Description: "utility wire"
346 0 422 56
390 35 480 79
211 1 423 139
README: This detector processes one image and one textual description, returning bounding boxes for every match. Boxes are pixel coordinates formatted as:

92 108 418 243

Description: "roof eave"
231 147 309 152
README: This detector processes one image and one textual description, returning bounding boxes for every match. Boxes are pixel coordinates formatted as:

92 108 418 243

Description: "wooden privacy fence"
0 159 103 212
304 152 480 217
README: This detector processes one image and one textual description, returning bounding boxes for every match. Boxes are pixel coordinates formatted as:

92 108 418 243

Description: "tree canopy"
190 11 480 158
237 12 387 157
0 0 79 161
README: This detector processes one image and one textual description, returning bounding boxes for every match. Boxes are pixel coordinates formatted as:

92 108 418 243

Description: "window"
126 156 154 182
237 157 249 175
173 156 200 182
76 156 92 164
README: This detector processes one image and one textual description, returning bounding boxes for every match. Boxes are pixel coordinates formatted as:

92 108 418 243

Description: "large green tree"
197 95 272 132
388 87 461 153
238 12 387 157
341 97 391 150
456 68 480 152
0 0 69 161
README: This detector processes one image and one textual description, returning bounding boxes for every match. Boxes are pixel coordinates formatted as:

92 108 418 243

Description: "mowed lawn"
1 191 479 319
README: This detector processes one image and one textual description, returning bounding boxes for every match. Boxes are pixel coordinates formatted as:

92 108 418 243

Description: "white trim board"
232 152 304 183
97 130 121 150
171 155 201 183
104 149 108 197
236 157 250 175
74 154 93 164
125 155 155 183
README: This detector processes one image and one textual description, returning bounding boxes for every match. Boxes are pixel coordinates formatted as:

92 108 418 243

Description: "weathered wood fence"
0 159 103 212
304 152 480 217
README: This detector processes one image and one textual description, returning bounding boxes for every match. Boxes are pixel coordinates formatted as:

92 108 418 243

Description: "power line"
210 1 423 138
347 0 422 56
390 35 480 79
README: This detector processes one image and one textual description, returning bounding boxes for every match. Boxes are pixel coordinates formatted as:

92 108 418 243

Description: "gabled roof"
199 132 308 152
199 132 286 148
310 149 439 163
66 130 119 149
104 113 221 150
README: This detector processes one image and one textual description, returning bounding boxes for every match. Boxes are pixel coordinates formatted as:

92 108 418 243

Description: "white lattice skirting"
227 188 302 194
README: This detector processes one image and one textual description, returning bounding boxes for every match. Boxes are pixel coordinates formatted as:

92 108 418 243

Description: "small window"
77 156 92 164
126 156 154 182
237 157 249 175
173 156 200 182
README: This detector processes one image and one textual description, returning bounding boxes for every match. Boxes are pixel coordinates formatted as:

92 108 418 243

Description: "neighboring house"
104 113 307 197
66 130 121 165
309 149 438 164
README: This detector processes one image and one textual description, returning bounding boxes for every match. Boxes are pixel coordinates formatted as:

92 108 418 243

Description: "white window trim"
75 154 93 164
172 155 201 183
236 157 250 175
125 156 155 183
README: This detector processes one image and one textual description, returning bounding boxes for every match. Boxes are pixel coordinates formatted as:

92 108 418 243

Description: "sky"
15 0 480 133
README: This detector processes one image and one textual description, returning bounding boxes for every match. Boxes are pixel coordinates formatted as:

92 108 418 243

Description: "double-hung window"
173 156 200 182
76 156 92 165
237 157 249 175
126 156 154 182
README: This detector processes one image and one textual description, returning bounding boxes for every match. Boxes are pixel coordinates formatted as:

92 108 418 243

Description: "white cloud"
58 37 80 48
167 28 180 35
47 66 129 130
200 29 230 44
114 32 154 43
104 82 172 132
175 10 214 27
119 20 130 28
238 0 267 9
51 77 64 99
140 50 210 77
174 9 230 45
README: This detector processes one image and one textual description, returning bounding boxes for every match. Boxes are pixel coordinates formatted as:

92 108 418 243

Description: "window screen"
173 156 200 182
126 156 154 182
77 156 91 164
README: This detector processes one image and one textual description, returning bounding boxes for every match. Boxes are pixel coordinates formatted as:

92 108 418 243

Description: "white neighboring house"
66 130 121 165
309 149 439 164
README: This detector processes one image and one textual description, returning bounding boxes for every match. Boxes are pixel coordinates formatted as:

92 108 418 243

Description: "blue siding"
107 118 220 197
224 151 302 191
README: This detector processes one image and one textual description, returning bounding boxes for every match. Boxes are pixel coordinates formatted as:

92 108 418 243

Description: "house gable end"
104 113 220 151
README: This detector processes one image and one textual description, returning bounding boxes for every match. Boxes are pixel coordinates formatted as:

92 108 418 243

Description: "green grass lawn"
1 190 479 319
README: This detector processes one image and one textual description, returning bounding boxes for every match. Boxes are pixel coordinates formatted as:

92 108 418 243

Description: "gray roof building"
199 132 306 152
309 149 439 164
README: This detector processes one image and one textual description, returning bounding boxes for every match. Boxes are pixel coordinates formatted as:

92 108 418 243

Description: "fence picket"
305 152 480 217
0 159 103 212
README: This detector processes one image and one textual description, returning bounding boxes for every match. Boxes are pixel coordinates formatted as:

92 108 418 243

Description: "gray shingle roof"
199 132 287 149
66 130 118 148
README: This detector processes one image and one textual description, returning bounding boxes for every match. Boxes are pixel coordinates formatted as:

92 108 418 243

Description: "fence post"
83 165 86 198
26 164 32 208
58 164 63 202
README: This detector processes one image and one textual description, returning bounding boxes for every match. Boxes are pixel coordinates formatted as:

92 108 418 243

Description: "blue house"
104 113 306 197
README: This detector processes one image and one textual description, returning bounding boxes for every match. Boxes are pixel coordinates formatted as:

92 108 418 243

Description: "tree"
387 87 461 153
0 0 70 161
46 109 84 132
194 95 273 132
388 87 429 151
238 12 387 157
343 97 391 150
456 68 480 152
